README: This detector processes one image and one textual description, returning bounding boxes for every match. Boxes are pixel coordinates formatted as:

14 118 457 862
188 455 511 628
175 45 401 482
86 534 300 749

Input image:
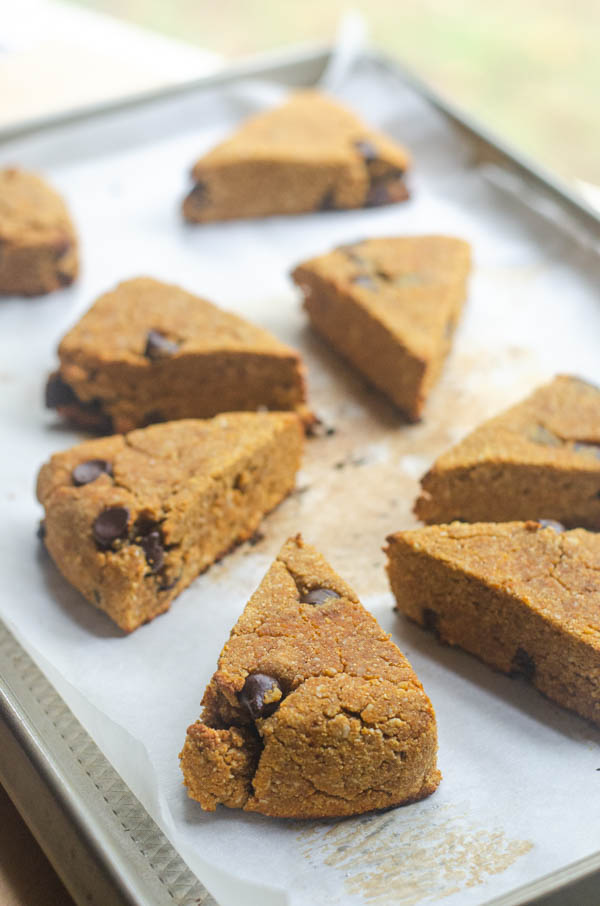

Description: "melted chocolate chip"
45 373 77 408
301 588 341 606
144 330 179 360
511 647 536 681
538 519 565 533
139 530 165 572
72 459 113 487
354 139 378 163
351 274 377 289
93 506 129 549
239 673 283 720
319 189 336 211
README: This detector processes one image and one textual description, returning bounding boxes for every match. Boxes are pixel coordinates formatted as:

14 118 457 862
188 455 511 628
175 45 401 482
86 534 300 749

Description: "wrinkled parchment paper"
1 24 600 906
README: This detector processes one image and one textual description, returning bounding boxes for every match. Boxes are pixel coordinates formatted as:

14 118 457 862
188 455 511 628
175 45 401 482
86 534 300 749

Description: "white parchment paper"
1 31 600 906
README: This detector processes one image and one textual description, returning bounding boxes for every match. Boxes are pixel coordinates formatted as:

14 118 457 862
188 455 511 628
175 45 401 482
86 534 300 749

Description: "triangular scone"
45 277 312 434
292 235 471 420
180 535 440 818
0 168 78 296
386 521 600 725
183 91 411 223
415 375 600 527
36 413 303 632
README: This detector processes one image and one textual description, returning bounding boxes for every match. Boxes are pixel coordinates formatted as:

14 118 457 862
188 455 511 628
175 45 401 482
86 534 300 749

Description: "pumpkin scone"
183 91 411 223
0 168 78 296
292 235 471 420
45 277 311 434
386 520 600 725
180 535 440 819
36 413 303 632
415 375 600 528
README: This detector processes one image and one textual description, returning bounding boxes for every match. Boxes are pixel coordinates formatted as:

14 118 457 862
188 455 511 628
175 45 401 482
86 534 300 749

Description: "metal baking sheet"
1 42 600 906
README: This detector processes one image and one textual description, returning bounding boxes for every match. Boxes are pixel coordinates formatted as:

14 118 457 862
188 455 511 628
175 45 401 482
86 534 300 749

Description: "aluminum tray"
1 44 599 906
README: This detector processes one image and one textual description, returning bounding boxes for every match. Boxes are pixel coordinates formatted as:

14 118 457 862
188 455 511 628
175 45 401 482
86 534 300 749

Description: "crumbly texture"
180 535 440 819
0 168 78 296
415 375 600 527
183 91 411 223
386 521 600 725
37 413 303 632
46 277 311 433
292 235 471 421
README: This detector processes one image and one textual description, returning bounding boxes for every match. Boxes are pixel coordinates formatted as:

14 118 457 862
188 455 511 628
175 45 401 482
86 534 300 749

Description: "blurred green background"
71 0 599 185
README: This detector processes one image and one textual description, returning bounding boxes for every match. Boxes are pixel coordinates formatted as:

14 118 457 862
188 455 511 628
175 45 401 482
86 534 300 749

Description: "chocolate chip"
188 181 208 207
538 519 565 533
422 608 440 636
144 330 179 360
319 189 336 211
37 521 46 542
139 530 165 572
239 673 283 720
93 506 129 549
354 139 378 163
301 588 341 606
351 274 377 289
364 172 408 208
45 373 77 408
511 647 536 681
72 459 113 487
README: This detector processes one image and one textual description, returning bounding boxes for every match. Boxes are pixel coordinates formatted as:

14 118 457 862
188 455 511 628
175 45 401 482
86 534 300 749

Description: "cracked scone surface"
386 521 600 725
0 168 78 296
292 235 471 421
180 535 440 818
36 413 303 632
46 276 311 434
415 375 600 527
183 91 411 223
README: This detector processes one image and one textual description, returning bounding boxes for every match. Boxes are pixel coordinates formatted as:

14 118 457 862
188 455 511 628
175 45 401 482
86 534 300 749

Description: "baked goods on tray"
183 91 411 222
37 413 303 632
386 520 600 725
415 375 600 527
180 534 440 818
292 235 471 420
0 167 78 296
45 277 311 434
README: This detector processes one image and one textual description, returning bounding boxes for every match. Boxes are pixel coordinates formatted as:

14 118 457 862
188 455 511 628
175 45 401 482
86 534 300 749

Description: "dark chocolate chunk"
144 330 180 360
319 189 336 211
354 139 378 163
422 607 440 637
364 172 408 208
301 588 341 606
72 459 113 487
139 530 165 573
538 519 565 533
511 647 536 681
45 373 77 408
93 506 129 549
187 181 208 207
351 274 377 289
239 673 283 720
